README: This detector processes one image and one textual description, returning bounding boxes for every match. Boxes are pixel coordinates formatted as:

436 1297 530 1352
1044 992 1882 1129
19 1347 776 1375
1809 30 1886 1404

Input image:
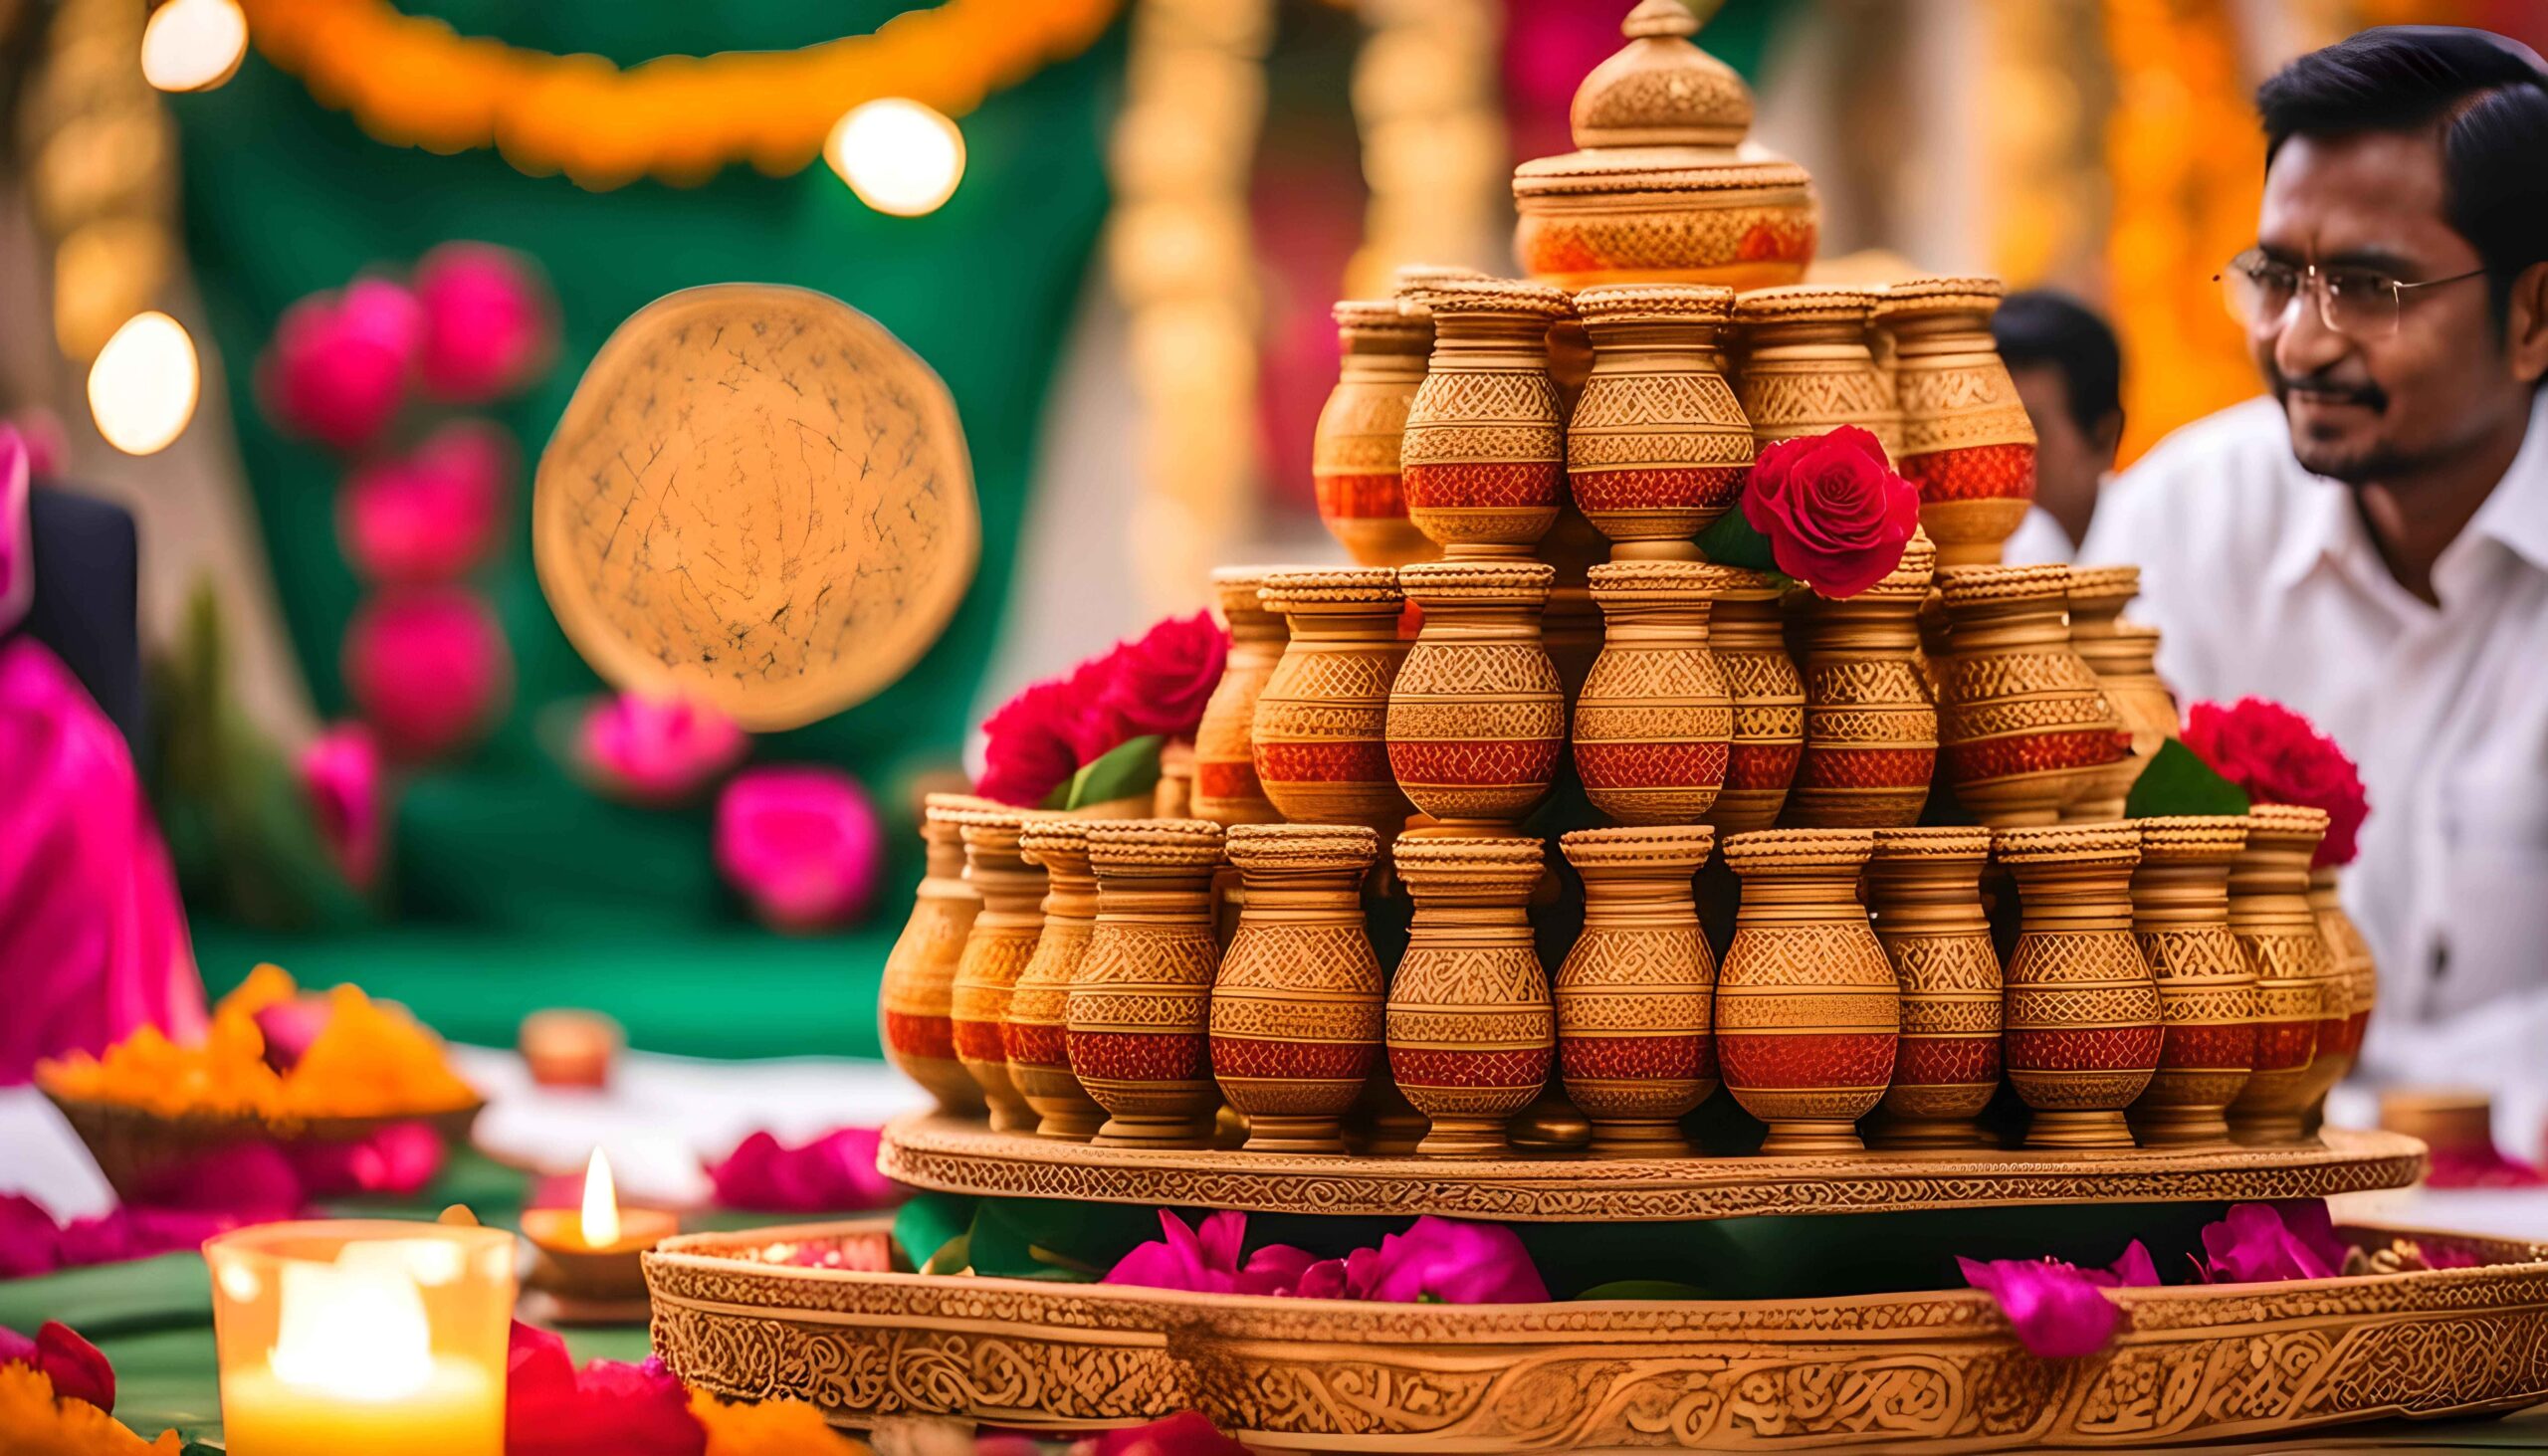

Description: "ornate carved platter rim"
878 1114 2427 1222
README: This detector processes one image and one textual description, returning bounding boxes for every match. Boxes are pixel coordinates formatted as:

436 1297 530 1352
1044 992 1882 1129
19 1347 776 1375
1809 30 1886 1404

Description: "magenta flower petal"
707 1128 896 1211
297 724 384 891
124 1141 305 1215
504 1321 702 1456
1085 1410 1252 1456
2106 1239 2161 1289
2200 1201 2345 1283
1346 1217 1549 1305
289 1123 447 1197
1958 1256 2126 1358
35 1322 114 1411
712 766 885 932
0 1196 61 1279
578 692 748 807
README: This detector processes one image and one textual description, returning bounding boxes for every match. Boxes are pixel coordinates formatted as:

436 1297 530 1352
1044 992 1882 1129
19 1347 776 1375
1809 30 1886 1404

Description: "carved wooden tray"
878 1114 2427 1222
648 1218 2548 1450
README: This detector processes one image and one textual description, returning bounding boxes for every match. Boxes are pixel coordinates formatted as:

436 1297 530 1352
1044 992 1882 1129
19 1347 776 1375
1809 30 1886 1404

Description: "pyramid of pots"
872 0 2376 1167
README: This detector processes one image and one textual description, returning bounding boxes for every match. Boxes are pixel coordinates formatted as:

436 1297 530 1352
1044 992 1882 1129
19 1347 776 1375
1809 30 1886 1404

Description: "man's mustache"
2272 370 2388 412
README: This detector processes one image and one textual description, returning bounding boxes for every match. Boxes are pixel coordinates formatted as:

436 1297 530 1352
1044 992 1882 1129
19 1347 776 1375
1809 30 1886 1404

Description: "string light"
826 100 966 217
87 311 199 456
141 0 250 94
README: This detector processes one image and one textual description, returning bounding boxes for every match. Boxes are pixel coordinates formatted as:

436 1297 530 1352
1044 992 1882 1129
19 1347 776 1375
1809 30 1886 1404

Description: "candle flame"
269 1251 435 1401
580 1147 620 1247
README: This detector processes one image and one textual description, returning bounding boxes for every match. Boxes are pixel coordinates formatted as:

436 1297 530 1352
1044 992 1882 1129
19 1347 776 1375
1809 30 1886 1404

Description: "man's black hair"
2258 26 2548 320
1992 290 2121 444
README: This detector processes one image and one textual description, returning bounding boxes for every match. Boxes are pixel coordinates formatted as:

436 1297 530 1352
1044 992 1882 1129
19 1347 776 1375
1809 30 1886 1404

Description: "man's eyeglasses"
2217 248 2485 339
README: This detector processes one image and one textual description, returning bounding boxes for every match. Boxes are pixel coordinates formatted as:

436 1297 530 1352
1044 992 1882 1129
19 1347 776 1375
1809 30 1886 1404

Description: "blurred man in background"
1996 291 2126 565
2083 29 2548 1058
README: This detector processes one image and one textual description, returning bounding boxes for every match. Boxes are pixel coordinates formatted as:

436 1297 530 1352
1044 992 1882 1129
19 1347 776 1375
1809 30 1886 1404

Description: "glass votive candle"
206 1220 516 1456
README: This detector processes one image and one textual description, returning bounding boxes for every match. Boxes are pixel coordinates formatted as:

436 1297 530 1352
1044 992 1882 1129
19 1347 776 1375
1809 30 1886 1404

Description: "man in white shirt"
1994 291 2125 566
2081 28 2548 1064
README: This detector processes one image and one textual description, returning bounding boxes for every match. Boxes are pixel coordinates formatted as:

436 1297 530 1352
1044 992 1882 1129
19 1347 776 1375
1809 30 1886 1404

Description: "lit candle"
207 1222 514 1456
520 1148 679 1315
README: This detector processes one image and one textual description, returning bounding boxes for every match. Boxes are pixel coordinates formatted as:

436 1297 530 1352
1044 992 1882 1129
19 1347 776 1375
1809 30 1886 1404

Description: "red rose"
976 677 1085 807
2183 698 2369 868
1738 425 1920 598
1099 612 1229 740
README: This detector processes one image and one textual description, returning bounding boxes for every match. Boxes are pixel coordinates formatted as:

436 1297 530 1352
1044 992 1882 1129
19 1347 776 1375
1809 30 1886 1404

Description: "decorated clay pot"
2125 816 2256 1147
2225 805 2340 1146
1876 278 2036 567
1008 820 1108 1141
1385 835 1555 1158
1733 285 1900 458
1935 565 2127 827
1068 820 1227 1148
1253 568 1413 838
1209 824 1385 1153
1785 533 1939 829
2311 867 2376 1091
1313 302 1440 569
1399 279 1573 557
1566 284 1751 556
948 807 1050 1135
1192 566 1289 828
1386 559 1564 829
880 793 990 1117
2065 569 2179 820
1555 826 1718 1155
1697 569 1805 835
1865 826 2001 1148
1576 560 1738 824
1994 824 2162 1149
1716 828 1897 1152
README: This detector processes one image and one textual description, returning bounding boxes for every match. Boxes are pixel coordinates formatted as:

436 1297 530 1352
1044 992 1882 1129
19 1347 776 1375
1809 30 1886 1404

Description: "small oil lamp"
518 1148 677 1325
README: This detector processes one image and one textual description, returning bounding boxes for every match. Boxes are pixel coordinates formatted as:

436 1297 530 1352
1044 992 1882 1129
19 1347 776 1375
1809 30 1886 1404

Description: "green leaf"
1693 505 1778 573
2125 737 2251 819
1573 1279 1712 1301
893 1191 975 1273
1064 733 1165 811
965 1197 1158 1283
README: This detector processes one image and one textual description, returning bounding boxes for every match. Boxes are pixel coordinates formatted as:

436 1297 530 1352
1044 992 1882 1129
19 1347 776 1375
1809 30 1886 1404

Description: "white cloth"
1999 506 2076 566
2081 391 2548 1042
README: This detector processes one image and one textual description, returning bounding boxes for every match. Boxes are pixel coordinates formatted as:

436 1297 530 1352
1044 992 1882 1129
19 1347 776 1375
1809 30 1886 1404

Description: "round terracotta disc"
533 284 979 730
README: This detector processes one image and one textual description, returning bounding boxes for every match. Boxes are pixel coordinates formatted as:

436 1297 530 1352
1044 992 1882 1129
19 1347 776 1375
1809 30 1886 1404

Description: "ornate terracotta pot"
1555 826 1718 1155
1716 828 1897 1152
1575 560 1737 825
1876 278 2036 567
1567 284 1751 555
1191 566 1289 828
1935 564 2126 827
2226 805 2339 1146
1865 826 2001 1148
1994 824 2162 1149
1068 819 1227 1148
2065 568 2179 821
2311 867 2377 1092
2125 816 2255 1146
1385 835 1555 1158
1786 533 1938 828
1385 560 1564 829
1698 569 1805 835
948 807 1048 1135
1008 820 1107 1141
1252 568 1412 839
1399 279 1573 557
1312 301 1439 569
880 793 990 1117
1210 824 1385 1153
1732 285 1900 458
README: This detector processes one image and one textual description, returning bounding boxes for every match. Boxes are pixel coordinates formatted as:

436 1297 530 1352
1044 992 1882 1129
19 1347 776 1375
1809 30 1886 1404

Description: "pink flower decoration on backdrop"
2182 698 2370 868
336 419 515 585
0 1322 115 1412
260 278 423 451
2195 1200 2349 1284
505 1322 703 1456
708 1128 898 1212
342 585 512 758
577 692 747 806
713 766 885 932
1957 1240 2158 1358
1101 1210 1320 1298
1740 425 1921 598
297 722 383 889
412 243 557 404
1099 612 1228 740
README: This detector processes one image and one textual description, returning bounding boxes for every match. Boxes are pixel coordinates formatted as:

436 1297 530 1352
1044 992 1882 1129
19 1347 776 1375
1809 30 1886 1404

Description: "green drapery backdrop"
164 2 1124 1054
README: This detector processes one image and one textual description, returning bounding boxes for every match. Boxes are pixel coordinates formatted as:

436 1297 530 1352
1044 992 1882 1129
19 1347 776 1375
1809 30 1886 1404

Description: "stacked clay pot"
1068 819 1226 1148
1699 568 1805 834
1994 824 2163 1149
1565 283 1751 556
1385 835 1555 1157
1312 301 1439 569
1386 559 1565 829
880 793 990 1117
1009 820 1108 1141
1212 825 1385 1153
949 806 1049 1135
1936 564 2126 827
1252 568 1413 839
1575 560 1737 824
1877 277 2037 567
1733 284 1900 457
1786 532 1938 829
2125 816 2256 1146
1399 279 1573 557
1865 826 2001 1148
1191 566 1289 828
2226 805 2344 1144
2311 868 2377 1092
1556 826 1718 1155
2065 567 2177 820
1715 828 1898 1152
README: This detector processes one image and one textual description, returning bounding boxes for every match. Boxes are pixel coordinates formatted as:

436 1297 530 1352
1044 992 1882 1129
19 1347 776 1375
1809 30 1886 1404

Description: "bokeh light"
88 311 200 456
825 99 965 217
141 0 251 94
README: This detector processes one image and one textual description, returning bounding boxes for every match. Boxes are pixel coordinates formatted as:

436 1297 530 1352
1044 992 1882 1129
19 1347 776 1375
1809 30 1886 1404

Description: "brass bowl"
42 1090 485 1201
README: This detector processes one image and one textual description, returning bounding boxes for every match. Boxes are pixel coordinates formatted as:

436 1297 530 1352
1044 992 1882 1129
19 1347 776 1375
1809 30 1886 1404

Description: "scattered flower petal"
506 1322 705 1456
1957 1253 2134 1359
709 1129 898 1212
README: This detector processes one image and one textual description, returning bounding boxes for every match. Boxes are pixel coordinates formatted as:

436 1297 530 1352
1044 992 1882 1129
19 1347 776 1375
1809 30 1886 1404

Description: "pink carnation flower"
577 692 747 806
713 766 885 932
260 278 423 451
342 586 512 759
413 243 557 404
337 419 515 585
298 722 384 889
